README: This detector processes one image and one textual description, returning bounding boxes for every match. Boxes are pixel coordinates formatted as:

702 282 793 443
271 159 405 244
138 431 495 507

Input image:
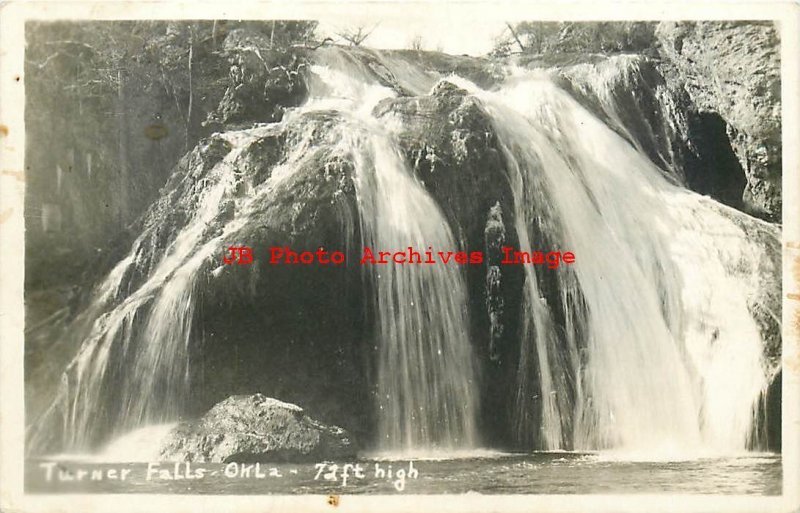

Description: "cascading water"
347 129 480 452
33 46 481 456
306 49 480 452
35 126 299 450
453 69 776 455
30 47 778 460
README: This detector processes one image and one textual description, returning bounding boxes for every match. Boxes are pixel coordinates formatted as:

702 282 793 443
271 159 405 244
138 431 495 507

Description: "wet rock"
373 80 522 447
554 21 781 222
484 203 507 363
338 47 505 95
386 49 505 90
714 204 782 376
159 394 357 462
373 80 514 247
559 55 751 212
198 135 234 165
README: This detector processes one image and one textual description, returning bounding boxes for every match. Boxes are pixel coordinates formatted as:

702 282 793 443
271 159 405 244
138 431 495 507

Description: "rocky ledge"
159 394 357 463
655 21 781 220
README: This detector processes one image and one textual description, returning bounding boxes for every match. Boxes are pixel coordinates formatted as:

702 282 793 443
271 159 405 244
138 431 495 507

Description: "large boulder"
159 394 357 462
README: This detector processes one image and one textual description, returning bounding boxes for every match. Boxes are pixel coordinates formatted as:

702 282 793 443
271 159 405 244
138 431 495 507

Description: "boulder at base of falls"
159 394 357 463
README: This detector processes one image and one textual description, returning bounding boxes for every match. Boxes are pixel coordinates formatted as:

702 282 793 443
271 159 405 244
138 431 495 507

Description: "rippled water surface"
27 452 781 495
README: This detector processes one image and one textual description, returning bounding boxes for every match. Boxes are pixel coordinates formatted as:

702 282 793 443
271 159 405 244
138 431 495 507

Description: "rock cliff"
656 21 782 220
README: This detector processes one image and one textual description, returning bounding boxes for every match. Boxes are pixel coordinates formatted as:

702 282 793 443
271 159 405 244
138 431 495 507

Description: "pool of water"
26 452 782 495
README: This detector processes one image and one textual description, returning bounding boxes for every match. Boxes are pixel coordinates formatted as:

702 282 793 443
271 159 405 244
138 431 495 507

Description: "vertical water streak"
309 50 480 452
348 127 479 451
470 72 771 454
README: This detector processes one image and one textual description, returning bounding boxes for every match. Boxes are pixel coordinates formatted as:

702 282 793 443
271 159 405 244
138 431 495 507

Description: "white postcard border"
1 1 798 512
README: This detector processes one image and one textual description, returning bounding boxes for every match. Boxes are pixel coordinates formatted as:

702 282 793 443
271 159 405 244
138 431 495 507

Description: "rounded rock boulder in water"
159 394 357 462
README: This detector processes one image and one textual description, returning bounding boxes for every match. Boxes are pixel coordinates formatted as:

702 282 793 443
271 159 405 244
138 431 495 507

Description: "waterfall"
41 128 269 449
459 70 775 454
35 47 481 456
308 49 480 451
347 128 480 451
31 47 777 459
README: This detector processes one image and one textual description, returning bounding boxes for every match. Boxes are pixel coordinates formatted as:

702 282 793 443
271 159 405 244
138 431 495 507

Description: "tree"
23 20 319 288
491 21 656 57
337 24 377 46
409 35 424 51
505 22 526 52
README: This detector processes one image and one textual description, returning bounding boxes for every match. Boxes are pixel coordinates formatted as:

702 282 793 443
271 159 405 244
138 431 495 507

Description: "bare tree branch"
337 23 379 46
505 22 526 52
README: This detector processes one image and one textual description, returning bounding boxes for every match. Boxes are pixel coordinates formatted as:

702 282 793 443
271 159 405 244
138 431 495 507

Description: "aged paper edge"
0 1 798 512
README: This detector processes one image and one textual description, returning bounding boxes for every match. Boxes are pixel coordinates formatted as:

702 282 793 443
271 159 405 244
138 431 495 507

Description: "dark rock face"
484 203 507 364
656 21 782 220
558 55 691 185
155 115 371 443
374 81 514 247
754 369 782 451
160 394 357 462
208 29 310 127
554 21 782 222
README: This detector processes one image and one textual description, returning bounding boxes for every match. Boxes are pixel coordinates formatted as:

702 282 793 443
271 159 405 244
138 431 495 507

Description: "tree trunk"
506 22 526 52
186 32 194 152
116 68 129 229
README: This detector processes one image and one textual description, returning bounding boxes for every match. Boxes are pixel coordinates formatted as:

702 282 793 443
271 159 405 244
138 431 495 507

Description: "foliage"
492 22 657 57
26 20 319 126
24 20 318 288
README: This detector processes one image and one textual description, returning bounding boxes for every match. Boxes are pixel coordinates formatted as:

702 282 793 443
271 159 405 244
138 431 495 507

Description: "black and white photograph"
0 1 799 512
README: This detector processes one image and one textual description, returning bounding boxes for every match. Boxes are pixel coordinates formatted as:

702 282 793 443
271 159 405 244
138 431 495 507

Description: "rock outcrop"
655 21 782 220
558 53 760 216
208 29 310 128
374 80 514 248
558 55 699 187
160 395 357 462
535 22 781 221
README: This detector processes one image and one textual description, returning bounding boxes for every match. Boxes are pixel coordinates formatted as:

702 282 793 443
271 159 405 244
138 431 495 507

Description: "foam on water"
98 423 179 462
364 448 514 461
